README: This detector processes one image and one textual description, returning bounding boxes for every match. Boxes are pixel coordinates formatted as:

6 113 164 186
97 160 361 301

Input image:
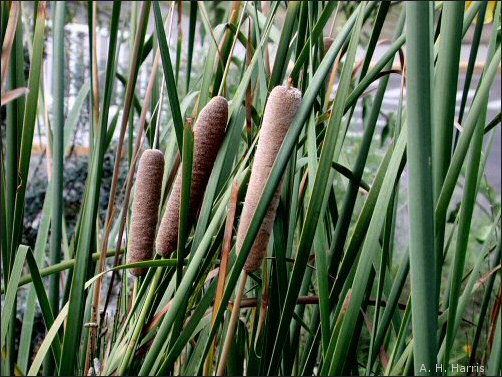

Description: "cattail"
127 149 165 276
236 84 302 272
217 84 302 375
156 96 228 257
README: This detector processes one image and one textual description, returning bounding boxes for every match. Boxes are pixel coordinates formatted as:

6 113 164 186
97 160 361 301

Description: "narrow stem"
153 81 164 150
218 3 247 97
216 272 248 376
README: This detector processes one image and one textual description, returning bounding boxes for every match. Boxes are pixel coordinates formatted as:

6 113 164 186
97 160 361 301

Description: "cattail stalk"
216 272 248 376
156 96 228 257
236 84 302 272
127 149 165 276
206 180 240 375
217 84 301 375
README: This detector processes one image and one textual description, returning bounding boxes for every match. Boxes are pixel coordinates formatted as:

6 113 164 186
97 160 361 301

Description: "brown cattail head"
323 37 334 56
236 85 302 272
156 96 228 257
127 149 165 276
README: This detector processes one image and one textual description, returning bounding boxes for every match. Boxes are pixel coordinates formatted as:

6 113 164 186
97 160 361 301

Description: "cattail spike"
127 149 165 276
236 85 302 272
156 96 228 257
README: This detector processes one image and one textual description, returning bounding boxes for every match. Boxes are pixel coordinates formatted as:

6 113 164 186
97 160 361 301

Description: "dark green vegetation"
1 1 501 376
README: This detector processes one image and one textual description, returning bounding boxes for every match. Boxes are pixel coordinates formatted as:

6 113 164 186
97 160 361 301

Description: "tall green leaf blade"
153 0 184 152
405 3 437 374
443 6 500 367
59 3 122 374
64 81 91 156
185 1 197 94
11 1 46 263
268 3 367 373
432 1 464 203
432 1 465 314
48 0 65 320
5 8 26 274
436 46 500 229
268 1 299 87
326 125 408 375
